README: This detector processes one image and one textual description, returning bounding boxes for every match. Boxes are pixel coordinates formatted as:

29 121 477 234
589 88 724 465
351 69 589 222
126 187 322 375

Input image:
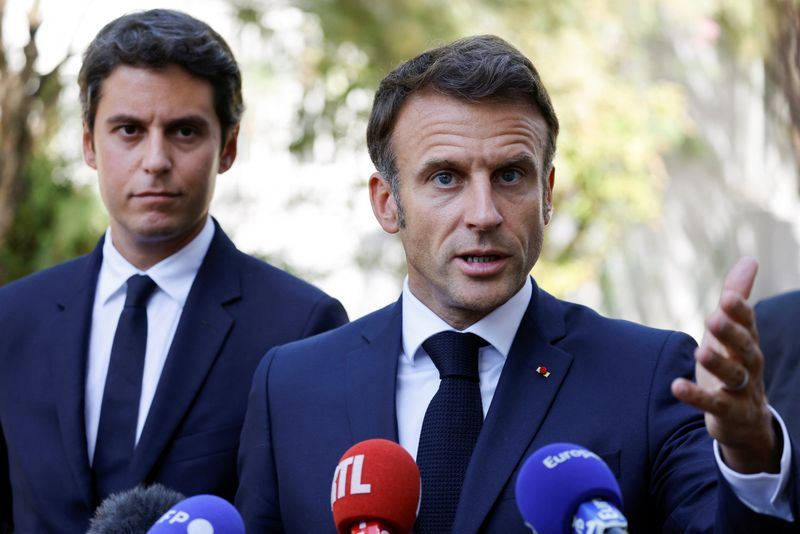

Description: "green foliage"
0 154 104 282
237 0 692 294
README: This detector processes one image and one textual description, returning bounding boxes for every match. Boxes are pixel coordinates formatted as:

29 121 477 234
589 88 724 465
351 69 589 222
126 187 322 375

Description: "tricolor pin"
536 366 551 378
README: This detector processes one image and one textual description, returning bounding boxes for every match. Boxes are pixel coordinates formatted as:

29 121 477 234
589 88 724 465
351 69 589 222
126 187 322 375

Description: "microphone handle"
572 499 628 534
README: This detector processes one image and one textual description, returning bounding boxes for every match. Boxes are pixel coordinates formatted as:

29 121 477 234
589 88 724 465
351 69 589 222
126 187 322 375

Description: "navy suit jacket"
757 290 800 445
237 280 799 533
0 222 348 533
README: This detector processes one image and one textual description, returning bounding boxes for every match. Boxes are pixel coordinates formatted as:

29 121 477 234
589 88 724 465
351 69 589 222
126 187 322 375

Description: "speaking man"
236 35 798 532
0 10 347 533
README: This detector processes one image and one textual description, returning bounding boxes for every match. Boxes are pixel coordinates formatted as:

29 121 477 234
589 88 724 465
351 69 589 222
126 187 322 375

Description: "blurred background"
1 0 798 340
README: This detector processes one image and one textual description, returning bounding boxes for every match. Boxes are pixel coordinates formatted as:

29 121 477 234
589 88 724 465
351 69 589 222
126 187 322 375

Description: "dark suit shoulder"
235 251 337 304
0 252 96 302
268 301 394 356
756 290 800 324
546 291 695 348
0 247 100 328
755 290 800 443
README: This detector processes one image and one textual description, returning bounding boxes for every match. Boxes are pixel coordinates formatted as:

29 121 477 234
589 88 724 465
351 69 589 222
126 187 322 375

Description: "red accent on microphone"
331 439 420 534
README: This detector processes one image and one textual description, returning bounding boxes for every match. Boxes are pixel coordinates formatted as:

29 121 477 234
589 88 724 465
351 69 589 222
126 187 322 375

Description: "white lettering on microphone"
542 449 601 469
331 453 373 506
154 509 191 525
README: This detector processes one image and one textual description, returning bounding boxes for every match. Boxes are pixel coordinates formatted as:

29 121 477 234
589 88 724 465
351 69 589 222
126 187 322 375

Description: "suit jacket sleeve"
236 349 284 533
647 332 799 532
0 422 10 534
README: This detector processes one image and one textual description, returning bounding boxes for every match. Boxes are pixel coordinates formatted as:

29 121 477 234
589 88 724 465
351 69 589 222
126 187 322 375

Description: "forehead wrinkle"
393 93 549 179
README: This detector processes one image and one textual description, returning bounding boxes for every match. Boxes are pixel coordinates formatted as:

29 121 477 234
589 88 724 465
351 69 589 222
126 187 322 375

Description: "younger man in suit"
0 9 347 533
237 35 798 532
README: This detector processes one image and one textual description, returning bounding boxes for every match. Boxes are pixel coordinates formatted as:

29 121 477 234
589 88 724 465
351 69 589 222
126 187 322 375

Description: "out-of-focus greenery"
2 0 794 293
233 0 692 293
233 0 798 295
0 153 104 281
0 1 104 285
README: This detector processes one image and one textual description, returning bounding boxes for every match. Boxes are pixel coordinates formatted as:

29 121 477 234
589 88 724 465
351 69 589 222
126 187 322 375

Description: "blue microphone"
515 443 628 534
146 494 244 534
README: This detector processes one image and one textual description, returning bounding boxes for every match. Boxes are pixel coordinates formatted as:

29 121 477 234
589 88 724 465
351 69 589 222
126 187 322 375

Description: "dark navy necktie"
92 274 156 503
415 331 487 534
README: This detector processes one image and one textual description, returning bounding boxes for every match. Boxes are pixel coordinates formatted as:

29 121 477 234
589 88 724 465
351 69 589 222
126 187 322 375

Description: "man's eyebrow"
166 115 211 129
103 114 211 129
501 153 538 168
104 114 143 125
416 158 461 177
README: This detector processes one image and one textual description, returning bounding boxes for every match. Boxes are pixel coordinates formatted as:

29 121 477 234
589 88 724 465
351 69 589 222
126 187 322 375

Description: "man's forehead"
392 91 548 161
94 64 215 115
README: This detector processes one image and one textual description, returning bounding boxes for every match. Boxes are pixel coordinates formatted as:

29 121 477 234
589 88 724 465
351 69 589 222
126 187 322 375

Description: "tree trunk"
0 0 39 251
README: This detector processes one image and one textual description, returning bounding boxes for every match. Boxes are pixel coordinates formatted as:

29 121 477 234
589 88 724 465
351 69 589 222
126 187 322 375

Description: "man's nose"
142 133 172 174
464 178 503 230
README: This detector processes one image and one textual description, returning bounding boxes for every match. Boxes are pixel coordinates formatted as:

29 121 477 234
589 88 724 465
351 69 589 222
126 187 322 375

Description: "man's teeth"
465 255 498 263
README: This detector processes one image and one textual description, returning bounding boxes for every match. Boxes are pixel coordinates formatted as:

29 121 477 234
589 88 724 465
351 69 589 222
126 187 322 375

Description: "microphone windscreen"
515 443 623 534
87 483 185 534
331 439 420 534
146 494 244 534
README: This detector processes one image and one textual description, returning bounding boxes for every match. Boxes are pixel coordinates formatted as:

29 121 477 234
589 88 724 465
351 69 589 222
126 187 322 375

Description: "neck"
110 217 207 270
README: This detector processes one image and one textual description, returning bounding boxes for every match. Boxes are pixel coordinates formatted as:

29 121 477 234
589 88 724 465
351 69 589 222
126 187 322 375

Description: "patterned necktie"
415 331 487 533
92 274 157 503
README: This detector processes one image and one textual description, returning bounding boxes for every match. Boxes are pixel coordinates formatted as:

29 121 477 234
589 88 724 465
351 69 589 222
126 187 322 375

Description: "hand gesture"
671 257 780 474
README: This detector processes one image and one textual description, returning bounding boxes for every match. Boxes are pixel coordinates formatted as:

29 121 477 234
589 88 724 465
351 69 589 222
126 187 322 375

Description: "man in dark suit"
0 10 347 533
237 35 798 532
757 290 800 444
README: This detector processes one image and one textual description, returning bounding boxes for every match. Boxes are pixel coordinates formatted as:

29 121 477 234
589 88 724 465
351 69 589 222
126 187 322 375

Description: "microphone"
331 439 420 534
87 483 185 534
515 443 628 534
146 494 244 533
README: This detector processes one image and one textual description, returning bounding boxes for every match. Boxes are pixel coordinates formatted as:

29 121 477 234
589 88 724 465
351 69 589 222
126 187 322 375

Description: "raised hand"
671 257 780 474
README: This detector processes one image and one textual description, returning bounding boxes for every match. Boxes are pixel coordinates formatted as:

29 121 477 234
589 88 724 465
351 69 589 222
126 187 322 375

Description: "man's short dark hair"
366 35 559 193
79 9 244 143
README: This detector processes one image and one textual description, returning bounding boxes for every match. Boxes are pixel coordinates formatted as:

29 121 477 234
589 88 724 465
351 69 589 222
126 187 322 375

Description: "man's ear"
369 172 400 234
218 125 239 173
543 166 555 225
82 122 97 170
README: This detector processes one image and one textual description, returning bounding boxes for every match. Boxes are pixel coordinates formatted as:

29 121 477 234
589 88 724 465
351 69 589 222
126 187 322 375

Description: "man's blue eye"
499 169 521 183
433 172 455 186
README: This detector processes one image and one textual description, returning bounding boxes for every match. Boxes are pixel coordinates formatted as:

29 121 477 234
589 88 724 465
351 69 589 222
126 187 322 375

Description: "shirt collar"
401 276 532 364
96 217 215 306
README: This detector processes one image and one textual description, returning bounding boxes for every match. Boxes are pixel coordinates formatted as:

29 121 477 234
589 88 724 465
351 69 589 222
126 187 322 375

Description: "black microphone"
86 483 185 534
515 443 628 534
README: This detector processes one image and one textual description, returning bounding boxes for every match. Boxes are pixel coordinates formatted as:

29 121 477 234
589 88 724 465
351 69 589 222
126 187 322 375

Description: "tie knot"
124 275 157 308
422 331 486 381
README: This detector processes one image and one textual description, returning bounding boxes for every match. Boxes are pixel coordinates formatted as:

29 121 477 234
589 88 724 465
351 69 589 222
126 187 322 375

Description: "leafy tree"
0 0 103 284
231 0 689 294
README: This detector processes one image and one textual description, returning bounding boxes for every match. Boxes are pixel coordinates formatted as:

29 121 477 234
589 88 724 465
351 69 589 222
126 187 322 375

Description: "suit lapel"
129 225 238 483
454 283 574 533
345 301 402 444
49 241 104 509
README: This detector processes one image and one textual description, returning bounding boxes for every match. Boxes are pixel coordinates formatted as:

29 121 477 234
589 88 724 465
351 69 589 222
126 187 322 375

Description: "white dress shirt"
85 217 214 463
396 276 793 520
